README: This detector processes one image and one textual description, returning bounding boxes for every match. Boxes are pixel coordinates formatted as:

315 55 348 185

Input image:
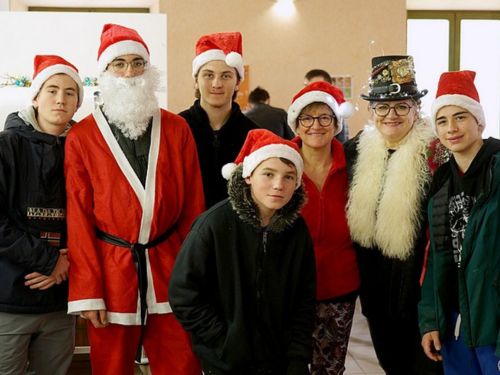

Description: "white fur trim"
287 90 349 136
346 118 435 260
31 64 84 107
98 40 150 72
242 144 303 188
192 49 244 79
431 94 485 129
67 298 106 315
222 162 237 179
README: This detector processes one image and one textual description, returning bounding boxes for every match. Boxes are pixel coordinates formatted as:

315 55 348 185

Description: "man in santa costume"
179 31 257 209
65 23 204 375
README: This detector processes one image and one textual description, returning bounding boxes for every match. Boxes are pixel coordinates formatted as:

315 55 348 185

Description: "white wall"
0 11 166 128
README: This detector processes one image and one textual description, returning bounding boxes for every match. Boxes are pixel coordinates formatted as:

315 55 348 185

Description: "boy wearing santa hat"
179 31 257 209
64 23 204 374
0 54 83 374
169 128 316 375
419 70 500 374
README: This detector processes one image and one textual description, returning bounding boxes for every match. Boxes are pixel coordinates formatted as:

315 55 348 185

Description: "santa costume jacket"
0 108 69 314
293 137 359 301
179 100 258 209
65 107 204 325
169 166 316 374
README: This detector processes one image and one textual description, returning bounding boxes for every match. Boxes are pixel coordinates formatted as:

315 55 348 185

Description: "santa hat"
192 32 244 80
431 70 485 128
287 81 353 135
97 23 150 72
31 55 84 108
221 129 304 188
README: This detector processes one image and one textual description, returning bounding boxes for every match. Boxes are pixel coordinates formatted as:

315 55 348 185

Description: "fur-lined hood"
227 165 306 232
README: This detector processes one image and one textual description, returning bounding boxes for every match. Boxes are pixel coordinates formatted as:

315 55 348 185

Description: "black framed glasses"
371 103 412 117
297 114 336 128
108 59 146 74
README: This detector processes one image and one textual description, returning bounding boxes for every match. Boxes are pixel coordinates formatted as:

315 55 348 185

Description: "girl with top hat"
0 54 83 375
344 55 444 375
287 81 359 374
169 128 316 375
419 70 500 375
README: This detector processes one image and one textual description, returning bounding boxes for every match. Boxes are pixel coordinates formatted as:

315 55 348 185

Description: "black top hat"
361 55 428 101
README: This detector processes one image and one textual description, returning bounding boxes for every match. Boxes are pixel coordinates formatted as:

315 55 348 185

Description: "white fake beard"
99 67 160 140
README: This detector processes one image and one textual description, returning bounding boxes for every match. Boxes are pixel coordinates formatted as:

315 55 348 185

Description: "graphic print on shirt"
448 192 476 268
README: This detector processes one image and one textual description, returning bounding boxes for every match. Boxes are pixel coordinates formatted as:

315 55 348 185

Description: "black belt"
95 224 177 361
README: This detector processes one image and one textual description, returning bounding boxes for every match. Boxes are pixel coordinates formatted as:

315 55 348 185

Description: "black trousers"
365 313 443 375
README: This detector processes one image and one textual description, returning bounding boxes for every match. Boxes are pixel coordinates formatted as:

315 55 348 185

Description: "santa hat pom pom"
225 52 242 69
339 102 354 119
221 162 237 180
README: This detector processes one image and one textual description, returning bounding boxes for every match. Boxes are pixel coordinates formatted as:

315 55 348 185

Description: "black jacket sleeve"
287 227 316 374
169 223 226 349
0 144 58 275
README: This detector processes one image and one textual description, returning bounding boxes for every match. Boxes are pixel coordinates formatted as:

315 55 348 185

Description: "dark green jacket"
419 149 500 357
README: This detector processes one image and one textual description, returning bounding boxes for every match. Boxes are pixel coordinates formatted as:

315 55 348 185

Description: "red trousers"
87 313 201 375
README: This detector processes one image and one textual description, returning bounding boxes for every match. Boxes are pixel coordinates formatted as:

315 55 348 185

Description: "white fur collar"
346 118 435 259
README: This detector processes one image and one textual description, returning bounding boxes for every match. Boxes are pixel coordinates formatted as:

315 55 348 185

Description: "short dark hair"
248 86 270 104
304 69 332 84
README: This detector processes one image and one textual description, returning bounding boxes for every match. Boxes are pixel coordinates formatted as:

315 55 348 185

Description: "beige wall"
162 0 407 136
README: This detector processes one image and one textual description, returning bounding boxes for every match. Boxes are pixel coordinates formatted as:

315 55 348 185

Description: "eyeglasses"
297 114 336 128
108 59 146 74
372 103 412 117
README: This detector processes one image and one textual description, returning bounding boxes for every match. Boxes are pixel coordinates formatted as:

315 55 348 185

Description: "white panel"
0 11 167 129
460 20 500 139
407 19 449 118
407 0 500 11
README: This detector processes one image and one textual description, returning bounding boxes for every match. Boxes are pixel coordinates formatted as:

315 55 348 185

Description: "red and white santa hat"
221 129 304 188
287 81 353 135
431 70 485 128
192 32 244 80
97 23 150 72
31 55 84 108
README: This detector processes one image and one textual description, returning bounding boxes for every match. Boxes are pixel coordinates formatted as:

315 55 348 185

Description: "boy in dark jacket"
169 129 316 375
419 70 500 374
0 55 83 374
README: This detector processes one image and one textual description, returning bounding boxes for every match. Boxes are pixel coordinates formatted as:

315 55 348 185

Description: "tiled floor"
345 300 384 374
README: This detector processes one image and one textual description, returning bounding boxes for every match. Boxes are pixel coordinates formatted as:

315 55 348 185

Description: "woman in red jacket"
287 82 360 374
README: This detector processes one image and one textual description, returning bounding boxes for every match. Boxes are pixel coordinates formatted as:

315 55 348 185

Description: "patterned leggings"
311 298 357 375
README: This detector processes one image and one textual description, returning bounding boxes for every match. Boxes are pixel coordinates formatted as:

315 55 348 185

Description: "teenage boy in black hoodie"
0 55 83 374
169 129 316 375
419 70 500 374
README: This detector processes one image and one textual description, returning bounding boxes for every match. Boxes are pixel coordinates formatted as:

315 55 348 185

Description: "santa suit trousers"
87 313 201 375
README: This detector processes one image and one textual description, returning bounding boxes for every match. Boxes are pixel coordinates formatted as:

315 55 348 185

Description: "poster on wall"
0 11 167 129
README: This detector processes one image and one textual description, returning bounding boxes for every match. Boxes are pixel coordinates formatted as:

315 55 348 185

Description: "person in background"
245 86 294 139
180 31 257 209
65 23 204 375
419 70 500 375
304 69 349 143
287 81 359 374
169 129 316 375
0 54 83 375
344 55 443 375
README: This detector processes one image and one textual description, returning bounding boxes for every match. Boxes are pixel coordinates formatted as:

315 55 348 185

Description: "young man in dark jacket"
179 31 257 209
0 55 83 374
170 129 316 375
419 70 500 374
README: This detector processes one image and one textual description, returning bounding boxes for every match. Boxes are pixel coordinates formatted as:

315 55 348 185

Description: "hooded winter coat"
0 108 69 313
169 166 316 375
